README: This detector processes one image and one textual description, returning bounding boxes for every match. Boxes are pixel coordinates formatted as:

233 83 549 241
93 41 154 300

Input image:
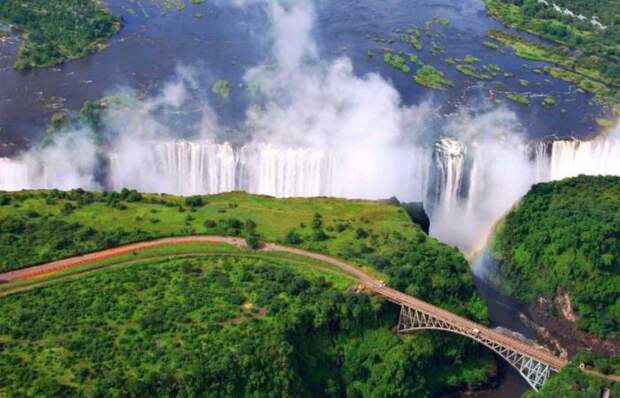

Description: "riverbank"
484 0 619 111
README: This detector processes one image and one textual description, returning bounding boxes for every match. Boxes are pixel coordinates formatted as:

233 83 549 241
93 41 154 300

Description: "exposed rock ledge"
520 292 620 358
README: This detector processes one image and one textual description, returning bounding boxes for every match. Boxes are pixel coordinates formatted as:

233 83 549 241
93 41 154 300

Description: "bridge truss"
397 305 554 391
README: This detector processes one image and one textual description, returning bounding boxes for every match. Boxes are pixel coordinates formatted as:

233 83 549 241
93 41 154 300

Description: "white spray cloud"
430 109 539 253
0 130 101 191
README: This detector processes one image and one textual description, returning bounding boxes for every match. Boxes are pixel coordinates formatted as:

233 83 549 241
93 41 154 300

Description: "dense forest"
0 0 120 69
0 189 496 396
0 256 492 397
530 365 620 397
492 176 620 337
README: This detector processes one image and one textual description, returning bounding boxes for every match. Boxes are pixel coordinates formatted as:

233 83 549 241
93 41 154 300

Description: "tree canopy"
492 175 620 337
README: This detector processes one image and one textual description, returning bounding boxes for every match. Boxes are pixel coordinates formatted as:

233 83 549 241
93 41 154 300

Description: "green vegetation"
506 92 529 105
212 80 231 99
528 365 620 397
483 40 500 50
542 65 612 102
383 52 410 73
573 352 620 375
0 254 466 396
0 190 486 323
414 65 454 90
485 64 501 74
435 17 450 26
484 0 619 62
519 79 529 87
486 22 619 108
492 176 620 337
0 0 120 69
0 190 495 396
43 95 136 146
464 54 480 64
48 111 67 133
455 64 494 80
543 96 556 106
400 28 422 51
596 118 614 128
408 53 422 65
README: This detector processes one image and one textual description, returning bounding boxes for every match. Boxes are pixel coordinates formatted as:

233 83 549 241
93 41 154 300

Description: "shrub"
355 228 369 239
285 230 302 245
246 233 261 250
184 196 206 207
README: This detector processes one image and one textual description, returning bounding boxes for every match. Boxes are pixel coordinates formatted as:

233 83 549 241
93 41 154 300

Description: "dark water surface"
470 276 533 398
0 0 608 154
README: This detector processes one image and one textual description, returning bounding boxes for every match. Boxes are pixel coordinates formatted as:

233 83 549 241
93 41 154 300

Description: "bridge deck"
264 244 568 370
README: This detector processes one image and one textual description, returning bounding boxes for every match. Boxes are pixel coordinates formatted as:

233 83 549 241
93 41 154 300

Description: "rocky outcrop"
523 294 620 358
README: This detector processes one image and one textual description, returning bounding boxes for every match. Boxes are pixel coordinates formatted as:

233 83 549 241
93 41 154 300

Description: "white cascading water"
109 141 238 195
547 139 620 180
238 144 337 197
0 158 29 191
430 139 466 210
108 141 431 200
1 132 619 251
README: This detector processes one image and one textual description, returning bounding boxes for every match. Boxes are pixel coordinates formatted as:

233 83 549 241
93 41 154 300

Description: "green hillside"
491 176 620 337
0 189 494 397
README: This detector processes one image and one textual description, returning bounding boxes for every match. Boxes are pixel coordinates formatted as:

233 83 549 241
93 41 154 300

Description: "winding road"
1 235 618 388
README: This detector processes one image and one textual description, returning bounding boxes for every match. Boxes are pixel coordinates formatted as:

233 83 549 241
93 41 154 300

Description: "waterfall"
154 141 237 195
2 133 619 251
109 141 238 195
429 138 467 211
0 158 29 191
4 136 620 199
239 144 337 197
547 139 620 180
107 141 431 200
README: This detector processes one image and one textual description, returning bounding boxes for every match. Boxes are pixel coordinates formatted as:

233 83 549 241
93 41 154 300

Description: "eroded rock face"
519 312 569 360
554 290 577 323
526 296 620 358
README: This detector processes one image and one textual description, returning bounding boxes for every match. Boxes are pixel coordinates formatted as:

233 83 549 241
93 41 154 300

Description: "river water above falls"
0 0 611 150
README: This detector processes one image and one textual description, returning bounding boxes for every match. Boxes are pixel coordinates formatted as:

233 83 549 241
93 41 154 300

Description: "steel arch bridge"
396 305 560 391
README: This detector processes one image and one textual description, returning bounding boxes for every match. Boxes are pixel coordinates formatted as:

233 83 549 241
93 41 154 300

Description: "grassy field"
0 241 359 296
0 190 497 396
0 189 486 320
0 190 418 272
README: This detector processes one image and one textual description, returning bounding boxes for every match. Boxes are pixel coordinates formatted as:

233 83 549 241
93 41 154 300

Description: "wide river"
0 0 610 155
